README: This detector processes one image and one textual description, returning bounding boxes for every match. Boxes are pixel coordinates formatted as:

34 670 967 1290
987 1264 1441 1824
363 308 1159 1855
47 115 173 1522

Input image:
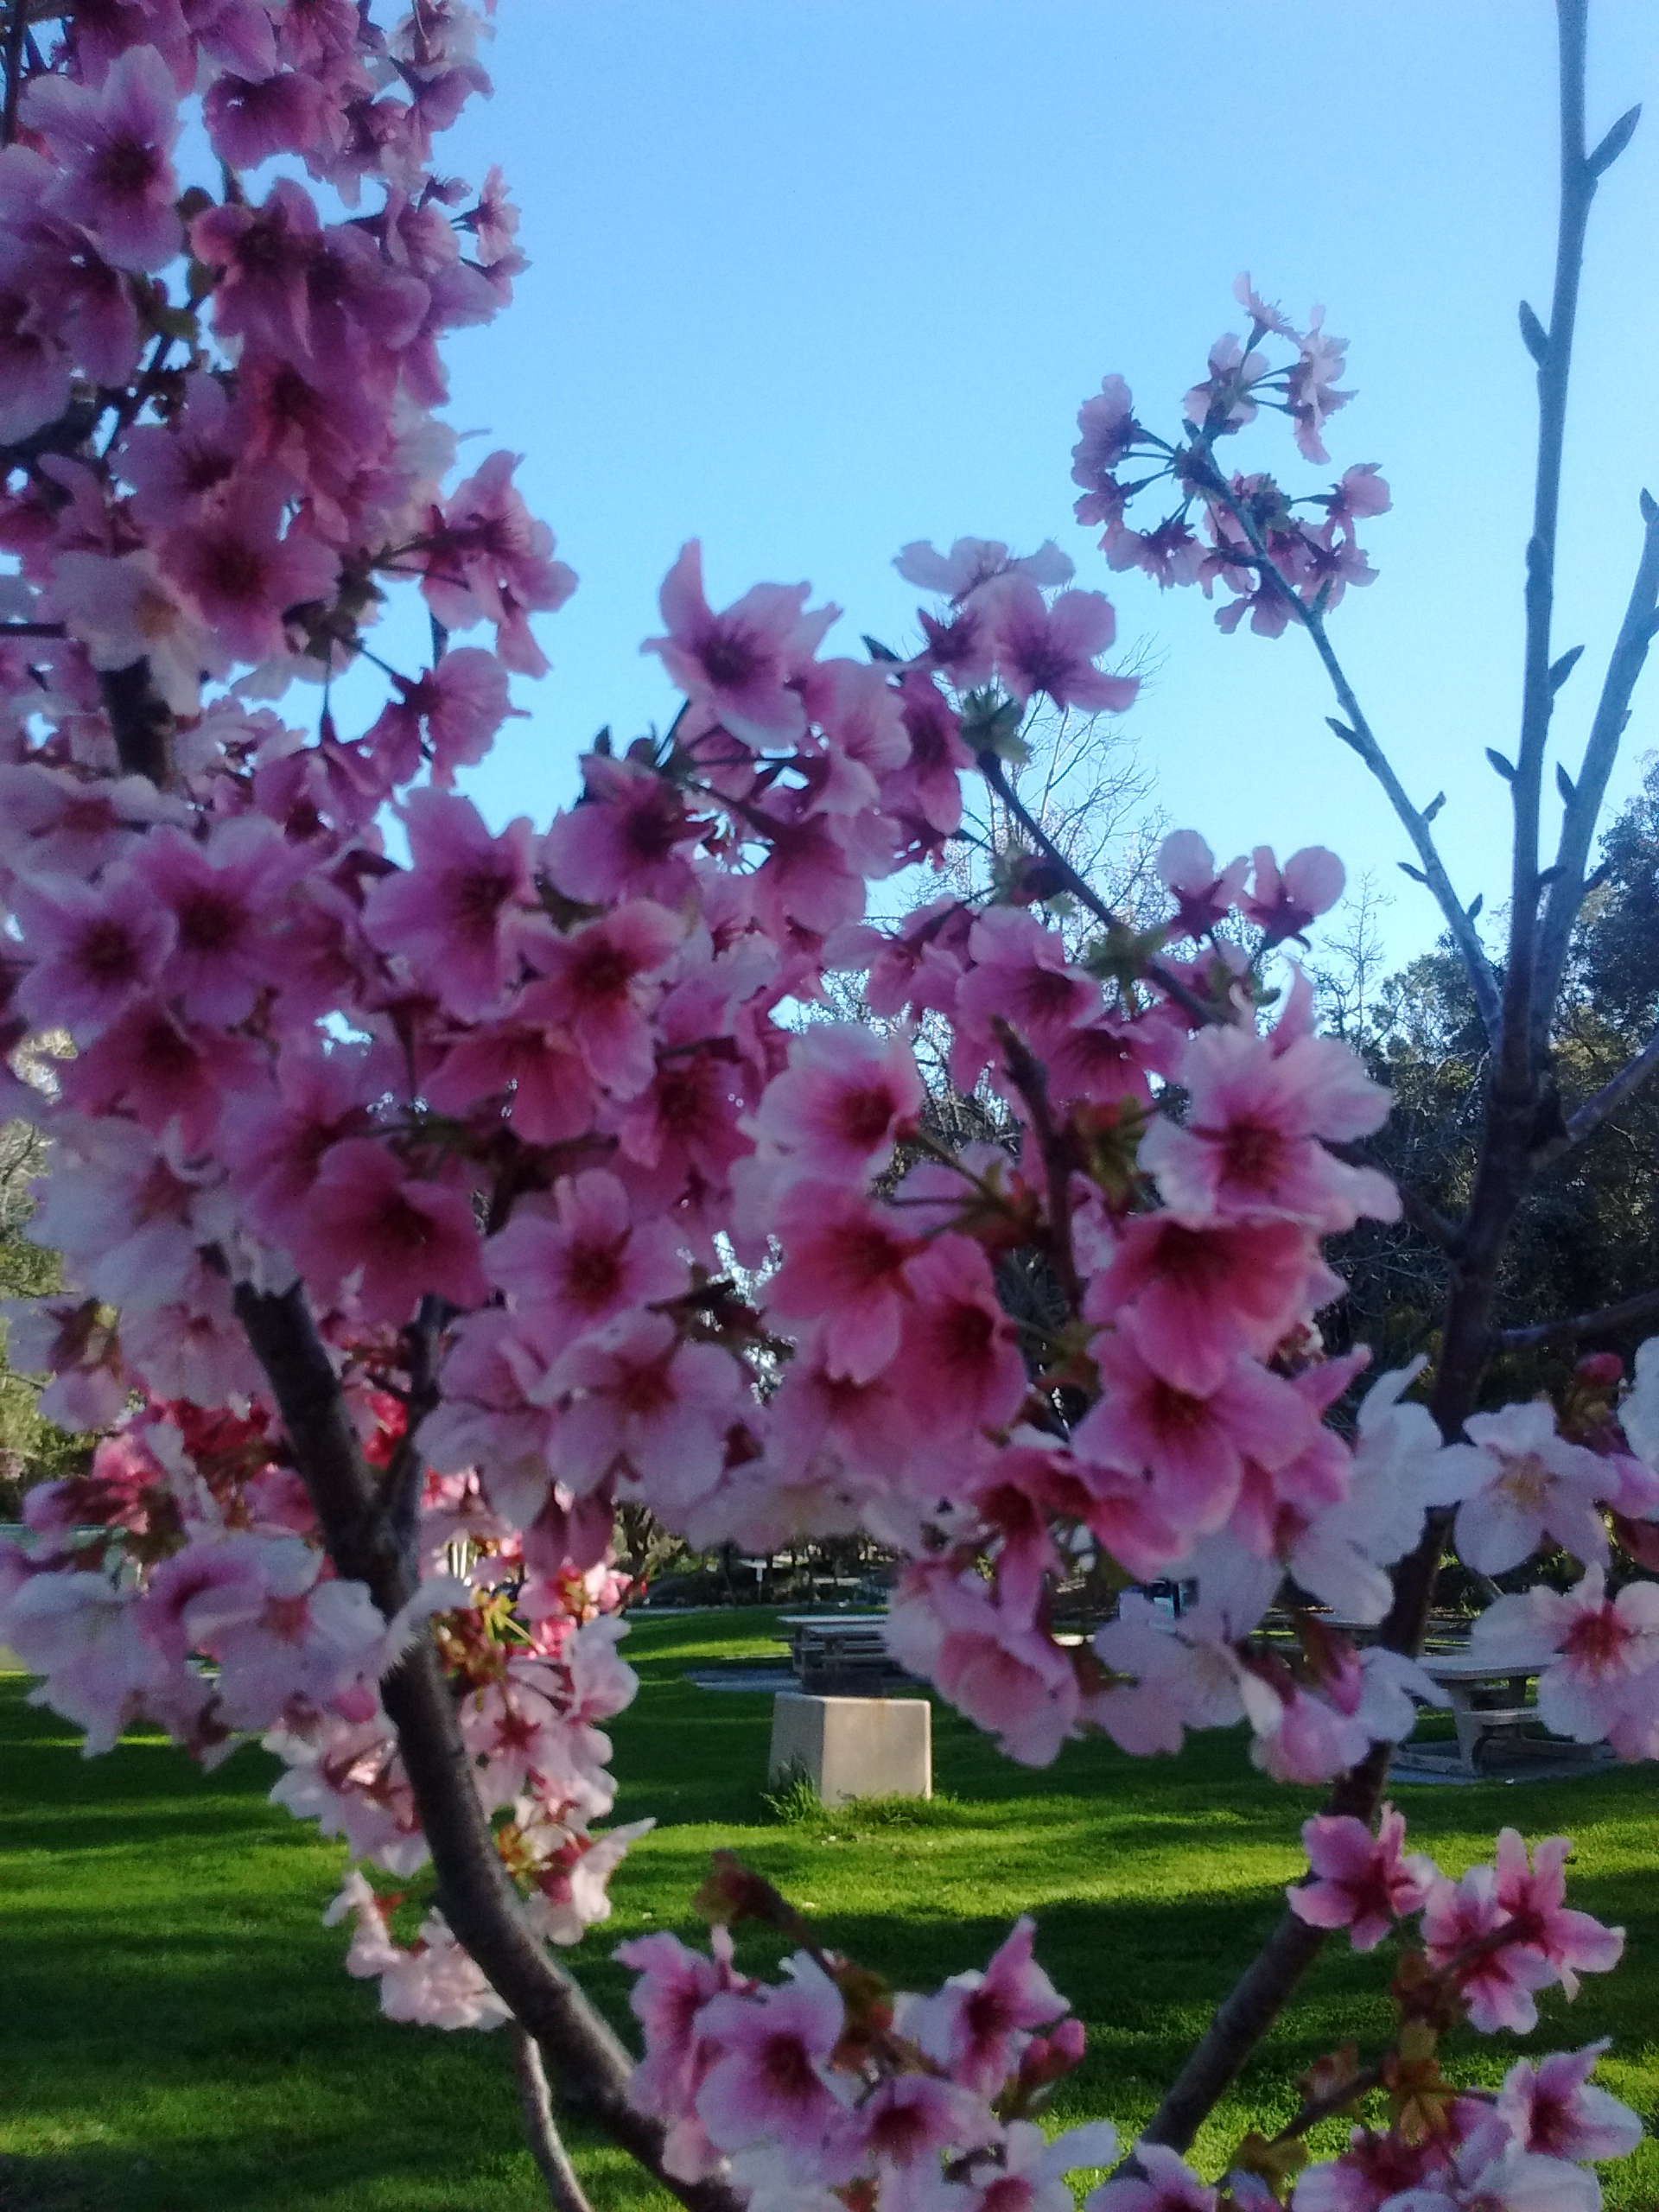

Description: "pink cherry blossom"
1287 1805 1436 1951
13 867 177 1040
131 817 298 1025
897 1235 1029 1440
1086 2143 1218 2212
1185 333 1268 431
1241 846 1345 941
1286 307 1352 464
25 45 182 271
1492 1830 1624 2001
289 1138 489 1326
1075 1338 1313 1537
898 1916 1065 2094
48 549 221 716
423 1021 597 1147
952 906 1101 1081
363 790 537 1018
645 540 837 747
162 471 340 665
62 995 261 1149
888 1567 1080 1767
486 1170 685 1350
518 900 684 1096
1470 1567 1659 1751
420 451 577 677
747 1024 924 1187
767 1181 921 1384
1088 1213 1326 1395
542 753 707 906
362 647 518 790
963 2119 1122 2212
1071 374 1141 521
1156 830 1249 940
987 578 1139 715
895 536 1074 601
1484 2044 1643 2167
1140 1014 1395 1234
546 1311 740 1515
693 1955 849 2156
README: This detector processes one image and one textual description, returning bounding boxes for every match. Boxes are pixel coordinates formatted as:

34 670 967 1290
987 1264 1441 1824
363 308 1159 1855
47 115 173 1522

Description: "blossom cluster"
1071 275 1391 636
622 1883 1119 2211
620 1816 1634 2212
0 2 1654 2196
1 1389 647 2022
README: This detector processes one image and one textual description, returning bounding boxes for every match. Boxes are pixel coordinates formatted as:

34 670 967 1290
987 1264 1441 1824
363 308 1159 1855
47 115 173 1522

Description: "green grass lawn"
3 1609 1657 2210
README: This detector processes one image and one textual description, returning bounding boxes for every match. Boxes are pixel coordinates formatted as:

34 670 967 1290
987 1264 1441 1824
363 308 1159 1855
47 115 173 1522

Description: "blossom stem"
511 2026 596 2212
973 748 1217 1027
1534 1020 1659 1168
1189 459 1501 1036
232 1279 746 2212
1493 1281 1659 1353
2 2 27 146
1532 491 1659 1053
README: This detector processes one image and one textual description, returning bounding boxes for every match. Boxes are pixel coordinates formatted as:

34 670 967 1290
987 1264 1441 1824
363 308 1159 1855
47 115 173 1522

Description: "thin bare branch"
3 3 29 145
1534 1023 1659 1168
1500 0 1604 1092
1190 467 1502 1036
974 748 1217 1026
512 2027 596 2212
232 1281 743 2212
1494 1282 1659 1353
1532 491 1659 1049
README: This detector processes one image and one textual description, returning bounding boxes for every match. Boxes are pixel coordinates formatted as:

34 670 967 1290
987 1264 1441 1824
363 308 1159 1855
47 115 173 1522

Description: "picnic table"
1419 1650 1542 1774
778 1612 899 1694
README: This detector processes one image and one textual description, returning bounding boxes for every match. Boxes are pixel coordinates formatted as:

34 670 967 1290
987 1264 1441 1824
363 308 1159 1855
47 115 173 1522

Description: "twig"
512 2027 596 2212
232 1281 745 2212
3 3 28 146
1531 491 1659 1051
378 1293 450 1560
1328 1142 1463 1255
1533 1023 1659 1167
1187 466 1502 1038
1498 0 1606 1099
1494 1281 1659 1353
1274 2059 1386 2146
973 748 1218 1027
990 1016 1081 1307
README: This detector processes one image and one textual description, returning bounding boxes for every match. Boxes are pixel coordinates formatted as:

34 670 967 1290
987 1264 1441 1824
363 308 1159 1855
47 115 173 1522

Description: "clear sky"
420 1 1659 970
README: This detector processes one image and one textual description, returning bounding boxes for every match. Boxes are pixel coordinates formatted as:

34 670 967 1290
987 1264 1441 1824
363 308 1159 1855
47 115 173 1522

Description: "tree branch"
1531 490 1659 1051
1188 468 1502 1037
512 2026 596 2212
1533 1022 1659 1168
232 1281 743 2212
1499 0 1604 1095
973 747 1218 1027
3 2 28 146
1494 1281 1659 1353
1328 1142 1463 1254
99 659 175 786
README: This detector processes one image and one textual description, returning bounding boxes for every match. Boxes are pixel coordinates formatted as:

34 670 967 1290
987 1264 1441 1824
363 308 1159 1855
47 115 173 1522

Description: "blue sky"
421 2 1659 970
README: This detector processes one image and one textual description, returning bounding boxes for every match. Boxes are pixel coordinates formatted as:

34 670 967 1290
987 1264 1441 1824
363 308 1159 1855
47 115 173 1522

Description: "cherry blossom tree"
1 3 1656 2210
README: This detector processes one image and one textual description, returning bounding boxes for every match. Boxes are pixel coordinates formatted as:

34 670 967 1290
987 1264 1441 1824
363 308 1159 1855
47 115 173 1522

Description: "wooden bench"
778 1614 906 1694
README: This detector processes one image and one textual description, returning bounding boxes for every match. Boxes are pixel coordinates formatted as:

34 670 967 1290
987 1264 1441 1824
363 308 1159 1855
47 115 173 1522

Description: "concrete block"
768 1692 931 1808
